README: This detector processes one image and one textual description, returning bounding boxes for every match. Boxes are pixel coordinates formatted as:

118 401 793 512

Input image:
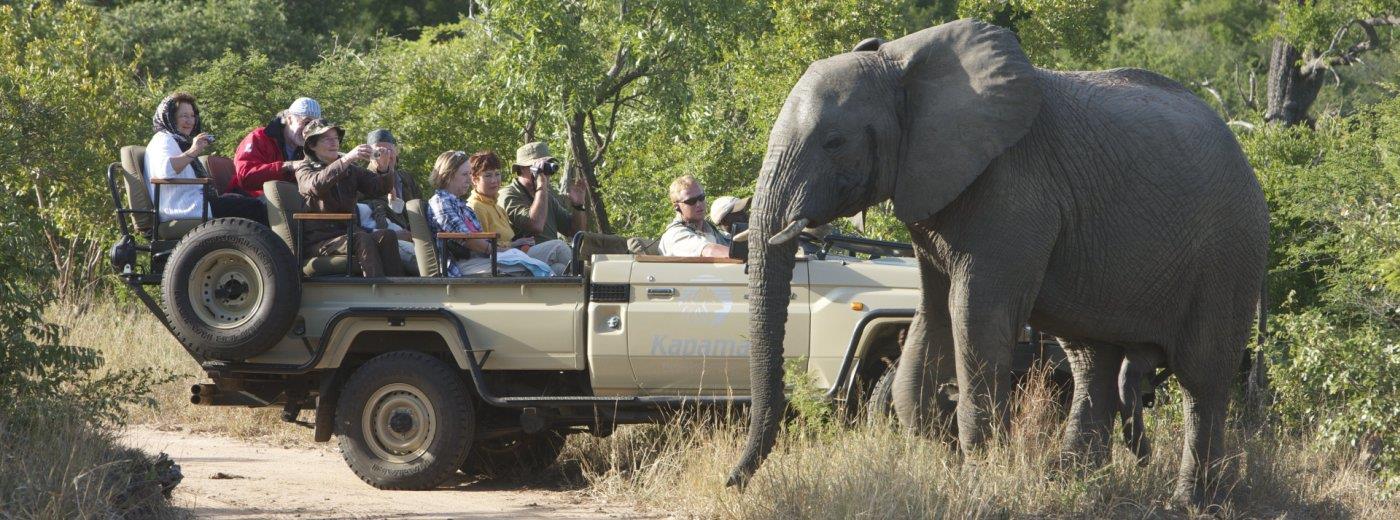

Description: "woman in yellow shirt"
465 151 572 275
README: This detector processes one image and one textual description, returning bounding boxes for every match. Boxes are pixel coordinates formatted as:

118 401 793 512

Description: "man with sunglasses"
659 175 731 257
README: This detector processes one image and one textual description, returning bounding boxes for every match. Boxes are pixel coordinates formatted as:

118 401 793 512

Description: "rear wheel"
336 352 474 490
162 218 299 361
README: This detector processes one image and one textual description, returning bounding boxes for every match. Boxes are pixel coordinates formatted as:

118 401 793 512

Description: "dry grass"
0 410 181 520
62 300 1396 518
561 370 1397 519
50 299 306 445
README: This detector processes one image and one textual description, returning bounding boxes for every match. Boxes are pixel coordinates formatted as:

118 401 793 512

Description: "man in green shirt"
499 141 590 244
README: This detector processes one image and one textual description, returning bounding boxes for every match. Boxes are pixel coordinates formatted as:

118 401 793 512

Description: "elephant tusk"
768 218 810 245
731 229 750 243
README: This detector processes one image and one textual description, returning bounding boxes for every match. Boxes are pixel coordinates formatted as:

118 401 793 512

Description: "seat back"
405 199 441 277
119 145 154 231
262 180 303 252
200 155 236 194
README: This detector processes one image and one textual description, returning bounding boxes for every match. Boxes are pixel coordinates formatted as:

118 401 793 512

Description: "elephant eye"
822 135 846 151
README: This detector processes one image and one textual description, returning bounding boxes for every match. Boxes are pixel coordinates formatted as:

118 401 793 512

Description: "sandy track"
121 427 661 520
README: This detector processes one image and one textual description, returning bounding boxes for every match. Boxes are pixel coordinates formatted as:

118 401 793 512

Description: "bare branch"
1308 15 1396 72
606 43 630 79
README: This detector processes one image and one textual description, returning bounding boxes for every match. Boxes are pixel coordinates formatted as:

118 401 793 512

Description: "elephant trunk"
725 181 801 488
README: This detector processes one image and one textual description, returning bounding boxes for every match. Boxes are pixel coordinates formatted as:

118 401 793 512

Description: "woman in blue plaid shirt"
427 151 552 277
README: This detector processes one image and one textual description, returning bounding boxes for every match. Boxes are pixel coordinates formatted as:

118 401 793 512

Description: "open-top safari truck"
107 145 1067 489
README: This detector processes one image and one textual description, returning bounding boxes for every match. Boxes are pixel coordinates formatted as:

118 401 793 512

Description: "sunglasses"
677 193 706 206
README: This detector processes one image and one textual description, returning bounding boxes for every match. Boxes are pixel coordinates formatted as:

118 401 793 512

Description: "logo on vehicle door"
677 274 733 325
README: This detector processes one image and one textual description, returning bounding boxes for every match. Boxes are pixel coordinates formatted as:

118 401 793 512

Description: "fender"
825 308 914 400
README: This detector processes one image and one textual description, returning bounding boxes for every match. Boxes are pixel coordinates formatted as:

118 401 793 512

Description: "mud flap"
314 369 348 442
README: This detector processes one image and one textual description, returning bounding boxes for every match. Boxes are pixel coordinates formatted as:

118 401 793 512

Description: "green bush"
0 192 171 426
1244 95 1400 486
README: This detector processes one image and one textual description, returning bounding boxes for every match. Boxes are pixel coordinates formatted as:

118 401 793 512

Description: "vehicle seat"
118 145 203 239
198 155 235 194
405 199 441 277
263 180 349 277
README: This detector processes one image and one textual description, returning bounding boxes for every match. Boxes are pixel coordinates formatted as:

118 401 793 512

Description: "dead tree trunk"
1263 37 1324 126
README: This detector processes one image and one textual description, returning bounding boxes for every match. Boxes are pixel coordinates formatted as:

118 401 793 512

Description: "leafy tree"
1240 96 1400 481
1090 0 1273 122
609 0 913 238
0 190 171 426
957 0 1112 67
96 0 302 79
446 0 768 234
0 0 158 296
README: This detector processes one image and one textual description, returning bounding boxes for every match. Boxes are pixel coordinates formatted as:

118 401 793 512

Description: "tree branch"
1307 15 1397 73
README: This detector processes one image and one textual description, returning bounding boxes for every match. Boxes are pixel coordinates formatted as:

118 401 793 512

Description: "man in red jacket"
231 97 321 197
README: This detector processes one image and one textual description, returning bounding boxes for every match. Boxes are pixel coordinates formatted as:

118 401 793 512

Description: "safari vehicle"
107 145 1065 489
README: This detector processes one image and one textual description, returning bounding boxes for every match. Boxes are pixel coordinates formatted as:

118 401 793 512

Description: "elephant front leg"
1059 341 1122 469
948 294 1023 452
892 260 957 436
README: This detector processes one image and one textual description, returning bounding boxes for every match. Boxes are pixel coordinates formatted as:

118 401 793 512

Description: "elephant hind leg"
1058 340 1123 470
1170 331 1247 508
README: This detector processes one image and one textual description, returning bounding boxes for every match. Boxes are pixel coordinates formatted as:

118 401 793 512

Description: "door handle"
647 288 677 298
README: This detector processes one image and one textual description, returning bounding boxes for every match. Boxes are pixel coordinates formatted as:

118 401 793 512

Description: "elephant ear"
879 19 1042 223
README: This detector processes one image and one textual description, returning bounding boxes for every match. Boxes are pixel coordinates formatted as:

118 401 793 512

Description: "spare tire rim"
363 383 435 464
189 249 265 329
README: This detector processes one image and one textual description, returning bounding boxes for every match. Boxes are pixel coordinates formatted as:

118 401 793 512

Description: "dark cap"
366 128 396 145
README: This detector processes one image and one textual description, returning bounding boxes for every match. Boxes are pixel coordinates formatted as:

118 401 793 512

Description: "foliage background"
1 0 1397 488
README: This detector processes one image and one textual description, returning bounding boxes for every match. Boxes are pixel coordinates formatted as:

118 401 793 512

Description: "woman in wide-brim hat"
293 119 406 277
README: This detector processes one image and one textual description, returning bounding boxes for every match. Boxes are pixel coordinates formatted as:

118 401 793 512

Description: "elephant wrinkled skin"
728 19 1268 509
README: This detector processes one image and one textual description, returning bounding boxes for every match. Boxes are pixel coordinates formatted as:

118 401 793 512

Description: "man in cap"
659 175 731 257
357 129 421 239
232 97 322 197
499 141 590 245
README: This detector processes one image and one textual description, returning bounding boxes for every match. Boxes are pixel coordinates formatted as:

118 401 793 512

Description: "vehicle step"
497 396 638 402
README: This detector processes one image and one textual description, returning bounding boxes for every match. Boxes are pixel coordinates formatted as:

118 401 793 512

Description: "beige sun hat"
709 196 739 226
514 141 554 167
301 119 344 152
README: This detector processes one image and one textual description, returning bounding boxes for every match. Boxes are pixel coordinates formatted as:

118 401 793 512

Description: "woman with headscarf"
144 92 266 224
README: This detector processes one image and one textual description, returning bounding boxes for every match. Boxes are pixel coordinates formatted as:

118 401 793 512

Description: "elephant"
725 19 1268 508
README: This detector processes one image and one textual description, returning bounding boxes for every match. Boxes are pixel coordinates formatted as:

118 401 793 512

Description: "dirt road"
121 427 660 519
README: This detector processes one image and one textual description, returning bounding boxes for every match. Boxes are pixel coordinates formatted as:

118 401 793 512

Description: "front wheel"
336 352 475 490
864 358 899 425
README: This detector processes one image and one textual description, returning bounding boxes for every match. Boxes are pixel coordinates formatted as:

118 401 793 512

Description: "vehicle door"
626 257 810 395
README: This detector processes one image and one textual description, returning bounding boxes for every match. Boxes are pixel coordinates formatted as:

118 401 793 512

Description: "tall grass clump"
0 197 179 519
560 364 1397 519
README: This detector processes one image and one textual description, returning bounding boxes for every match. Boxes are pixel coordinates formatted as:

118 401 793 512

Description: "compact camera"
537 159 559 175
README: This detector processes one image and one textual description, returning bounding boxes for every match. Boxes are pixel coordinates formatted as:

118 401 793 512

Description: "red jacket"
232 117 302 197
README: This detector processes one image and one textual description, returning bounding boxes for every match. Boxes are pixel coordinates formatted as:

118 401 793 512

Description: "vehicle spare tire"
162 218 300 361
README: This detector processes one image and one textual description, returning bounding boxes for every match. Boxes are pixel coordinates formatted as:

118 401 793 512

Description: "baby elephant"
1118 350 1166 464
